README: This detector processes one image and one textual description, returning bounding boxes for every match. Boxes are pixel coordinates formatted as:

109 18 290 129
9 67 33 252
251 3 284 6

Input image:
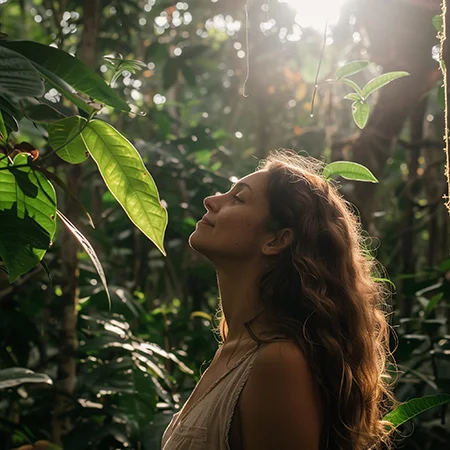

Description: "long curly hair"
215 150 396 450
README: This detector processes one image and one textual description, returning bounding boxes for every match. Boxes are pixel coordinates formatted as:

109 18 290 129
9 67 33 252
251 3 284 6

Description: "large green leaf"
361 71 409 98
0 46 44 98
351 100 370 129
82 120 167 255
32 61 97 114
48 116 89 164
0 40 129 112
336 60 369 79
0 94 23 128
0 367 53 389
383 394 450 428
0 154 57 282
0 111 7 141
323 161 378 183
23 103 66 123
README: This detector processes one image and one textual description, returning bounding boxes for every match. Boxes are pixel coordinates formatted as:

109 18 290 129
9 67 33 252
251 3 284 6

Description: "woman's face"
189 170 273 263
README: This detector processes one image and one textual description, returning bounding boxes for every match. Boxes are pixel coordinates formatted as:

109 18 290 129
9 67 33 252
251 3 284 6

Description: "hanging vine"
441 0 450 213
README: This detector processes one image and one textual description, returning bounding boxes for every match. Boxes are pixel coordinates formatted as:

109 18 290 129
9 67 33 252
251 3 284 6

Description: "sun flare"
285 0 349 30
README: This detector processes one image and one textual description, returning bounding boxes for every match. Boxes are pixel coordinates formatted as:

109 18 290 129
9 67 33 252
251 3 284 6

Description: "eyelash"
233 195 243 203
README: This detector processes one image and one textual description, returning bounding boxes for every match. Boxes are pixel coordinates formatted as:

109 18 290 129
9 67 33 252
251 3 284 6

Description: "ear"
261 228 294 256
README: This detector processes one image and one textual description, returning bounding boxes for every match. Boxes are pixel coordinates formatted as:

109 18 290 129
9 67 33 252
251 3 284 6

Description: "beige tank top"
161 340 284 450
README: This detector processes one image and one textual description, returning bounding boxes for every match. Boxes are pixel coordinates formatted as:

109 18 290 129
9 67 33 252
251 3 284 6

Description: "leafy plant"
0 39 168 287
335 61 409 129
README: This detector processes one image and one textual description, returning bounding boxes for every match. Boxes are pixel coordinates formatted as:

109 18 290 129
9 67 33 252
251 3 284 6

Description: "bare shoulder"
254 340 309 369
237 341 322 450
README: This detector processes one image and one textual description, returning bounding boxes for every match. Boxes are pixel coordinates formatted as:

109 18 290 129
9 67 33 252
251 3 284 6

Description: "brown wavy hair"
215 150 396 450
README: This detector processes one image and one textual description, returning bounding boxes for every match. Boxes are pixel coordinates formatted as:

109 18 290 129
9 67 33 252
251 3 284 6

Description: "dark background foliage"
0 0 449 449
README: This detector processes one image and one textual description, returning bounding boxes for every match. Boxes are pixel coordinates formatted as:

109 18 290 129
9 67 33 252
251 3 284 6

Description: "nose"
203 194 218 212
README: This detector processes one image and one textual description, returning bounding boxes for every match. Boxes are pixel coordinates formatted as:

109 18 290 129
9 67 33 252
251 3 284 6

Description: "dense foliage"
0 0 449 449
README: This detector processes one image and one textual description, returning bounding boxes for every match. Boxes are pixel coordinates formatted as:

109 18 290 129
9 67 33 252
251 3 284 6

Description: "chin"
188 231 217 261
188 230 207 253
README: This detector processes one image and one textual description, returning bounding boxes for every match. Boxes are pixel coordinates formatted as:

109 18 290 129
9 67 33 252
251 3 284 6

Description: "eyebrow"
230 181 253 192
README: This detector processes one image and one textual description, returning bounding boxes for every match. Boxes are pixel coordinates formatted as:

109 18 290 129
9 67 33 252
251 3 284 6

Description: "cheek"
226 216 264 246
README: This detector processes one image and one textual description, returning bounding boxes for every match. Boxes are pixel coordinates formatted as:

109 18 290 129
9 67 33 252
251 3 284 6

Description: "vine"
440 0 450 213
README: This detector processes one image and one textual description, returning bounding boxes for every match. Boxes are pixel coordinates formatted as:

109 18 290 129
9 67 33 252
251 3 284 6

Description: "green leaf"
0 95 21 134
179 44 209 59
23 103 66 123
343 93 361 101
341 78 363 97
336 60 369 79
0 367 53 389
31 61 97 114
48 116 89 164
0 40 129 112
323 161 378 183
82 120 167 255
361 71 410 98
437 83 445 110
372 277 396 289
351 100 370 129
433 14 443 33
181 64 196 86
383 394 450 428
425 292 444 314
0 154 57 282
0 46 44 98
57 210 110 308
0 111 7 141
163 58 179 90
190 311 213 321
0 94 23 124
2 111 18 133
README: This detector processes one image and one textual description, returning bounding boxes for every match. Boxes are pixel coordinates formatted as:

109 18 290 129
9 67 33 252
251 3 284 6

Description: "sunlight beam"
283 0 349 30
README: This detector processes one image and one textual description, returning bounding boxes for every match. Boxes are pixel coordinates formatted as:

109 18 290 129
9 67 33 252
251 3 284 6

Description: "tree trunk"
348 0 440 231
400 99 426 318
78 0 101 70
51 0 101 443
51 166 81 444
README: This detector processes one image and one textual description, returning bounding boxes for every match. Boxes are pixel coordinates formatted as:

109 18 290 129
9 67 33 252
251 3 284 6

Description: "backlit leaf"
0 154 56 282
433 14 443 33
361 71 410 98
323 161 378 183
0 367 53 389
82 120 167 255
341 78 363 96
343 93 361 101
383 394 450 428
336 60 369 79
351 100 370 129
48 116 89 164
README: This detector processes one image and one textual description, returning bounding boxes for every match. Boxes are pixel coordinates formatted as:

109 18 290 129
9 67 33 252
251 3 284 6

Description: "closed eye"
233 195 244 203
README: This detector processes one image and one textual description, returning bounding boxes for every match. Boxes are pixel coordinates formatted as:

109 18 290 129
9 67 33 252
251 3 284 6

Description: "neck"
215 258 270 345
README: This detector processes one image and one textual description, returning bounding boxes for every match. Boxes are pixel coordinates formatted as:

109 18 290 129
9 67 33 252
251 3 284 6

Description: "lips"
200 216 214 226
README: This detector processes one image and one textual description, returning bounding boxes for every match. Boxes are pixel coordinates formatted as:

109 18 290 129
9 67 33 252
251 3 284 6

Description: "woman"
161 150 394 450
